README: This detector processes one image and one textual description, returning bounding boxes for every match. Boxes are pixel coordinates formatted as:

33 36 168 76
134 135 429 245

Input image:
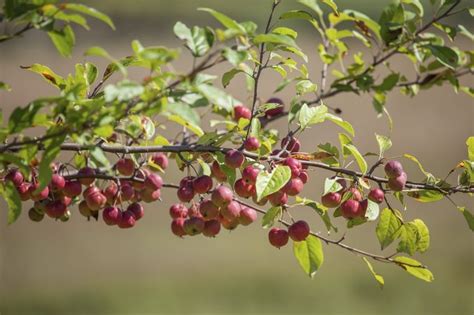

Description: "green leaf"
173 22 214 57
64 4 115 29
376 208 402 250
396 224 418 255
325 113 355 136
394 257 434 282
410 219 430 253
197 84 238 112
104 80 144 102
293 235 324 278
403 154 431 178
458 206 474 231
90 146 110 168
323 178 343 195
222 48 248 66
402 0 424 16
321 0 339 15
8 102 44 133
198 8 245 33
466 137 474 161
407 190 444 203
0 181 22 224
255 165 291 201
365 200 380 221
253 34 299 49
165 114 204 137
37 133 67 193
0 81 11 91
344 144 368 173
362 257 384 289
261 206 282 229
47 25 75 57
295 196 336 232
168 102 200 126
21 64 65 89
375 134 392 157
222 68 244 88
426 44 460 70
298 103 328 129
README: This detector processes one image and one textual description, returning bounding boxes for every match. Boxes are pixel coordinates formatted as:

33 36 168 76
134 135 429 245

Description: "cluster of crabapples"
2 152 170 229
1 99 408 248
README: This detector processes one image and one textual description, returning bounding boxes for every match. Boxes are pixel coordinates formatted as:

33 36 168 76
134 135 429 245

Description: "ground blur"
0 1 473 314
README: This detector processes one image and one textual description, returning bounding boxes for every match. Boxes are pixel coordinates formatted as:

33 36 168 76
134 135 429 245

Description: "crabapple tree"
0 0 473 286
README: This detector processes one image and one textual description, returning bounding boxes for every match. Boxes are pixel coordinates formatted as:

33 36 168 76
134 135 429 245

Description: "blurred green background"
1 0 473 314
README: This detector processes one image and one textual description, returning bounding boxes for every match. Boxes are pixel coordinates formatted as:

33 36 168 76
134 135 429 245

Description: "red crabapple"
321 192 342 208
387 172 407 191
183 217 205 236
177 185 195 203
103 206 121 225
169 204 188 219
140 189 161 203
281 136 301 152
199 199 220 220
171 218 186 237
234 178 254 198
116 158 135 176
144 173 163 191
238 207 257 226
244 137 260 151
242 165 259 184
368 188 385 204
78 200 93 218
6 169 24 186
282 178 304 196
118 211 136 229
384 160 404 178
340 199 361 219
221 200 241 221
203 219 221 237
288 220 310 241
268 228 289 248
193 175 213 194
211 161 227 182
29 183 49 201
267 190 288 206
45 200 67 219
63 180 82 198
17 183 31 201
265 97 284 117
211 185 233 207
225 149 244 169
233 105 251 121
150 153 169 170
128 202 144 221
219 215 240 230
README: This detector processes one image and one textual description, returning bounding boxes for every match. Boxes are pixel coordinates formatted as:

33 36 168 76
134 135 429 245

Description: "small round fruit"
103 182 119 204
171 218 186 237
211 185 233 207
169 204 188 219
233 105 251 121
267 190 288 206
29 183 50 202
234 178 254 198
45 200 67 219
128 202 144 221
211 161 227 182
268 228 289 248
63 180 82 198
118 211 136 229
17 183 31 201
283 157 302 178
384 160 404 178
224 149 244 169
50 174 65 192
193 175 213 194
150 153 169 170
203 219 221 237
265 97 284 117
84 187 107 211
103 206 122 225
78 167 95 186
120 184 135 202
183 217 205 236
347 187 363 201
241 165 259 184
238 207 257 226
387 172 407 192
199 200 220 220
221 200 241 221
177 186 195 203
116 158 135 176
244 137 260 151
280 136 301 152
282 178 304 196
298 171 309 184
140 189 161 203
78 200 93 218
340 199 360 219
219 215 239 230
368 188 385 204
321 192 342 208
28 208 44 222
288 220 310 241
6 169 24 186
144 173 163 191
